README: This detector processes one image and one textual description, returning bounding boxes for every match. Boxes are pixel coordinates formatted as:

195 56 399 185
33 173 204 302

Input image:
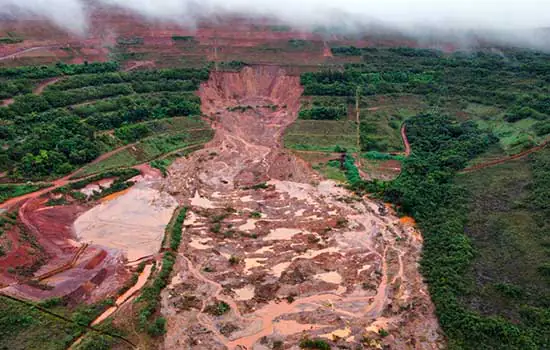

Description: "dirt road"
460 140 549 174
401 124 411 156
161 66 444 349
0 46 56 61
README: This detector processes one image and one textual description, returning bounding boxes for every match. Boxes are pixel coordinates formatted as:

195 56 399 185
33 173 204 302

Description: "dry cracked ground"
160 66 444 349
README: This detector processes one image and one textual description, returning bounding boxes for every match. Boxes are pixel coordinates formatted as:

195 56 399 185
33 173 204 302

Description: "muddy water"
74 182 177 261
162 67 443 350
92 264 153 325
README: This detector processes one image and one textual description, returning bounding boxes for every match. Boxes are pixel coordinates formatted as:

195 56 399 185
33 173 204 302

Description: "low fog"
1 0 550 49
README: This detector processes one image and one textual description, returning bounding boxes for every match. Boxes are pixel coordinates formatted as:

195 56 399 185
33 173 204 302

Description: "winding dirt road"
401 124 411 156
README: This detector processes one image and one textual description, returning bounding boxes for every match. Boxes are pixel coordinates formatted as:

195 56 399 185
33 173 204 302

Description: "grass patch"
299 338 331 350
150 159 172 177
76 129 212 176
0 295 116 350
313 160 347 182
456 148 550 323
0 183 52 204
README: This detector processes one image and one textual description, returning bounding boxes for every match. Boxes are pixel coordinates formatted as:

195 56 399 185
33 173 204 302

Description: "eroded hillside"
162 66 443 349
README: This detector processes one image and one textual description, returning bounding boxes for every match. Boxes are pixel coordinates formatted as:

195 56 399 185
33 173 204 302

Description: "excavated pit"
163 66 443 349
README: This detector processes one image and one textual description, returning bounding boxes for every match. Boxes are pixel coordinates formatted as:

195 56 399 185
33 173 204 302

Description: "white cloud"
1 0 549 48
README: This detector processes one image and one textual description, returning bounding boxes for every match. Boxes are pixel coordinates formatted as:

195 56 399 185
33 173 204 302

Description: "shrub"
299 338 331 350
228 255 240 265
147 317 167 336
205 301 231 316
250 211 262 218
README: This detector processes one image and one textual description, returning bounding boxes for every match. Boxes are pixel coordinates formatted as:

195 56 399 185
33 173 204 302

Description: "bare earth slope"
163 66 444 349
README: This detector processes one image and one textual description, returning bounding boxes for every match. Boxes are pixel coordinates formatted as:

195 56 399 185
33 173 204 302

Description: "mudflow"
162 66 444 349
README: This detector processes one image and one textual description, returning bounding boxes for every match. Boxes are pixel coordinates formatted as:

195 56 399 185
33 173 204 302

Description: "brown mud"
0 164 167 303
162 66 444 349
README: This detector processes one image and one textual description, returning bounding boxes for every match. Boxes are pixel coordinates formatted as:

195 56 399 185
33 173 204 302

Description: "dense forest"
300 48 550 153
0 63 209 179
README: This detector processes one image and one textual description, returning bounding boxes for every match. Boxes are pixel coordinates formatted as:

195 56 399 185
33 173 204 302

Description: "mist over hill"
1 0 550 50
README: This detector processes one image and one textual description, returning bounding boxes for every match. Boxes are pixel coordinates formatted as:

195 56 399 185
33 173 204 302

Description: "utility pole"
355 86 362 168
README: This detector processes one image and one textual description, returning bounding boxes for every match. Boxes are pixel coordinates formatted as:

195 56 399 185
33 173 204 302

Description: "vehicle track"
460 140 549 174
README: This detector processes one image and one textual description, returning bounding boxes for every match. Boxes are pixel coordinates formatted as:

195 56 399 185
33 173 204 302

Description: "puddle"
240 195 254 202
239 219 257 231
191 191 216 208
321 327 351 340
314 271 342 284
292 247 340 261
80 179 114 197
74 184 177 261
269 180 317 205
270 261 291 278
234 285 255 301
184 211 199 226
101 188 131 202
274 319 327 335
91 264 153 326
189 237 213 250
263 228 302 241
244 258 267 273
254 246 274 254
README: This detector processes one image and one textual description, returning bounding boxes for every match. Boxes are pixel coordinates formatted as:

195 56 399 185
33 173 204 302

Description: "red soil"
21 199 86 253
461 141 549 173
84 250 107 270
401 124 411 156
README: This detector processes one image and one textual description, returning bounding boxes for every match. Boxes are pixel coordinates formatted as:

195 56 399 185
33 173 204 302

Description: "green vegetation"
116 36 144 46
371 113 550 349
0 64 210 180
218 61 248 71
362 151 405 161
312 160 347 182
299 338 331 350
150 159 172 177
136 207 187 337
169 207 187 251
288 39 311 49
0 295 118 350
0 183 52 204
244 182 269 190
0 33 23 44
249 211 262 219
172 35 197 42
298 48 550 155
284 120 357 152
0 38 23 44
205 301 231 316
269 25 291 32
76 129 212 177
228 255 240 265
298 106 347 120
450 147 550 348
67 168 139 188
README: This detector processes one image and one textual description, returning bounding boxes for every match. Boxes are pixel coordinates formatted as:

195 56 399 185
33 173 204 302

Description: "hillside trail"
162 66 444 349
0 59 153 107
460 140 549 174
401 124 411 156
0 46 56 61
